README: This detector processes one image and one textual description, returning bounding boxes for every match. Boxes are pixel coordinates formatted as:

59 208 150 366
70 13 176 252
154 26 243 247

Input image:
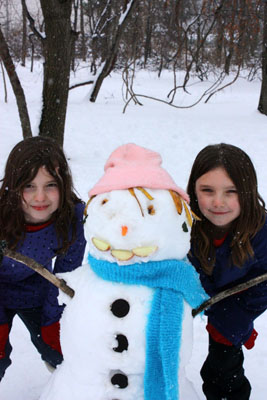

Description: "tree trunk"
21 4 27 67
90 0 139 103
39 0 73 147
4 0 10 42
258 1 267 115
80 0 87 61
0 26 32 139
29 33 35 72
71 0 79 72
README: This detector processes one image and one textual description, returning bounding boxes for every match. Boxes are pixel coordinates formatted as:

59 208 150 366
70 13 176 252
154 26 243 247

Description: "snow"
0 63 267 399
85 188 191 263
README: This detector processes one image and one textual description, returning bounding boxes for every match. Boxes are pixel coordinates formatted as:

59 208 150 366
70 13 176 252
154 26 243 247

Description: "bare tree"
71 0 79 71
258 0 267 115
79 0 87 61
38 0 74 146
1 0 77 145
0 25 32 138
21 2 27 66
20 0 75 146
90 0 139 102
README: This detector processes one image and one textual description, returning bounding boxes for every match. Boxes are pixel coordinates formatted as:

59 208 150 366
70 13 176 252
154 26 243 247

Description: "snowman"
40 144 207 400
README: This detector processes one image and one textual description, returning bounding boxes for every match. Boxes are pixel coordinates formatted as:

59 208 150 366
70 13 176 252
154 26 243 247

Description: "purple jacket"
0 202 86 326
188 217 267 347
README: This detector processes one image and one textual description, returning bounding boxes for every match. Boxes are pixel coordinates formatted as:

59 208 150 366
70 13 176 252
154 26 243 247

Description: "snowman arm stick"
192 272 267 317
2 246 75 298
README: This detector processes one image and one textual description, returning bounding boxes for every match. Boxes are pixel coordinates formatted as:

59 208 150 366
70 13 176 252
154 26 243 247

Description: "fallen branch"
69 80 94 90
1 242 74 298
192 272 267 317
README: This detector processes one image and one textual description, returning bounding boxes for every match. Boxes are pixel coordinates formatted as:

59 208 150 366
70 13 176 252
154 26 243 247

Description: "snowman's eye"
101 198 108 205
182 222 188 232
147 205 155 215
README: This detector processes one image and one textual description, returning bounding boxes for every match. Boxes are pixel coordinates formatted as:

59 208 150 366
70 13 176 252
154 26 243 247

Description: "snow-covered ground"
0 63 267 399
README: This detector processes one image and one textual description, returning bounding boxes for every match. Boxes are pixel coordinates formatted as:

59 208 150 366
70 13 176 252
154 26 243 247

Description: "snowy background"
0 63 267 399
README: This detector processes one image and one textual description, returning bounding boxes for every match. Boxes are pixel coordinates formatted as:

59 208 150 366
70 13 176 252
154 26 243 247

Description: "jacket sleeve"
188 249 217 297
208 221 267 347
41 202 87 326
207 292 263 347
0 256 36 282
188 247 256 346
189 248 266 346
53 202 87 274
41 284 64 326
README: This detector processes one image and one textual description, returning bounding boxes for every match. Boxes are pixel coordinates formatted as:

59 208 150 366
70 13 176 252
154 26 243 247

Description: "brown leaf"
128 188 144 216
169 190 182 215
136 187 154 200
84 195 96 219
182 199 193 227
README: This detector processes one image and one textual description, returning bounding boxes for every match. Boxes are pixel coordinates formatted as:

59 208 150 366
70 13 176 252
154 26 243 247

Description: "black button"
111 373 128 388
113 334 128 352
110 299 130 318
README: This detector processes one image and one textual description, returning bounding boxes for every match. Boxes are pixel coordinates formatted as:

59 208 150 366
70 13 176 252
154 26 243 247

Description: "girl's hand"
244 329 258 349
207 322 258 349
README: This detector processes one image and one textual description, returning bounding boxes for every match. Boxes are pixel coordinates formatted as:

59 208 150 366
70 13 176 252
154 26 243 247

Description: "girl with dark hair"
0 136 86 379
187 143 267 400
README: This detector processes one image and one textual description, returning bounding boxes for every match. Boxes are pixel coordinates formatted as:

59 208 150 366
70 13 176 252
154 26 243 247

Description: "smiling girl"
187 143 267 400
0 137 86 380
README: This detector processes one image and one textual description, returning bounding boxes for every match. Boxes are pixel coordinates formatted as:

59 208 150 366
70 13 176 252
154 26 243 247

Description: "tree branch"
1 244 74 298
192 273 267 317
21 0 45 43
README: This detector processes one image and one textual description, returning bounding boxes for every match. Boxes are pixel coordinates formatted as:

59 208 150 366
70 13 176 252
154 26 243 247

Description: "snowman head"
84 144 198 264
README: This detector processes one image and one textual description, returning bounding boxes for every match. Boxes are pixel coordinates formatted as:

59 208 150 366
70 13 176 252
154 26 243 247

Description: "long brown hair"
187 143 266 275
0 136 83 252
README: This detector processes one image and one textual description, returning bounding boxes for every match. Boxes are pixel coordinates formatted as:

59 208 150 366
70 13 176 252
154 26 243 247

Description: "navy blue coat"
188 217 267 347
0 202 86 326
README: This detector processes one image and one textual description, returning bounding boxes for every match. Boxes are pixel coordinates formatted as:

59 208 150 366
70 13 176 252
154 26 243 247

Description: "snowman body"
40 188 205 400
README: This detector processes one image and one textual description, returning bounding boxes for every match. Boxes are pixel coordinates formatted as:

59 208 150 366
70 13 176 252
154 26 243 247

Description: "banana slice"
132 246 158 257
92 237 111 251
111 249 134 261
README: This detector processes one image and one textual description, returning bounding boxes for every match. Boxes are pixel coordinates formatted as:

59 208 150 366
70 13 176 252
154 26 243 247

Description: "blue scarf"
88 254 207 400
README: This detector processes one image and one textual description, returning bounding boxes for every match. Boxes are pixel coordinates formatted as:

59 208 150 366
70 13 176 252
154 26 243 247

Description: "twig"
123 91 210 111
2 246 74 298
204 66 241 103
192 273 267 317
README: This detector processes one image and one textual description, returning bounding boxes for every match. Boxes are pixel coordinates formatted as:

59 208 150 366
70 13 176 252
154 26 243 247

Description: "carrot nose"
121 226 128 236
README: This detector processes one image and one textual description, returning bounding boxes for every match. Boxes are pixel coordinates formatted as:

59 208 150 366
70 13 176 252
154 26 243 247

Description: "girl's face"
195 167 240 230
22 166 60 224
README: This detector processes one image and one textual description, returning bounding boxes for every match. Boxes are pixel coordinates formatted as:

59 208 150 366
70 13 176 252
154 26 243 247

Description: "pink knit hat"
89 143 189 202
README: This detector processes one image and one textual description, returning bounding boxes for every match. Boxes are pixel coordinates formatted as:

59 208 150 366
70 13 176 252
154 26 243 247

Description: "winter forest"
1 1 267 400
0 0 267 145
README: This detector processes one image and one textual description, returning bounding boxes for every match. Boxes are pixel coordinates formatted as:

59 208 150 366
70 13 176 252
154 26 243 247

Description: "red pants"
0 307 63 380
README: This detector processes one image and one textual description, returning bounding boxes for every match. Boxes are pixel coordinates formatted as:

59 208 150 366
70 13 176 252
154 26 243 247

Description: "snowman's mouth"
91 237 158 261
